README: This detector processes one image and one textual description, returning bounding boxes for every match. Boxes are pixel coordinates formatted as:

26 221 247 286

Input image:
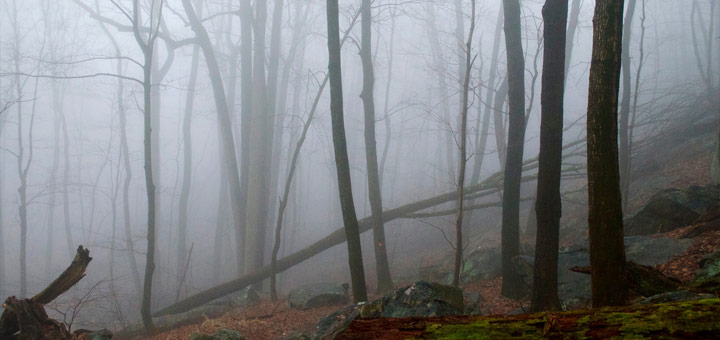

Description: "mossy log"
338 298 720 339
0 246 92 338
570 261 684 296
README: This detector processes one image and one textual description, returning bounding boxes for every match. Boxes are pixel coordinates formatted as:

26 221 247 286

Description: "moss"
418 299 720 339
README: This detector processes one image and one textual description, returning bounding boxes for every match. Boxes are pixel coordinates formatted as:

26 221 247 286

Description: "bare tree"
531 0 568 312
360 0 393 294
586 0 629 308
327 0 368 303
115 0 165 331
452 0 476 288
501 0 527 299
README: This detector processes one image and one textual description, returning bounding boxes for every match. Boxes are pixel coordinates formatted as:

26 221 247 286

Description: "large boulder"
287 282 349 310
229 287 260 308
625 236 693 266
420 244 533 285
316 281 464 339
697 250 720 281
363 281 464 318
625 185 720 235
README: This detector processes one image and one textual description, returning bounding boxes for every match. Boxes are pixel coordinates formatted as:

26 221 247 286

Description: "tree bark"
586 0 629 308
360 0 393 294
501 0 527 299
530 0 568 313
327 0 368 303
452 0 476 288
0 246 92 338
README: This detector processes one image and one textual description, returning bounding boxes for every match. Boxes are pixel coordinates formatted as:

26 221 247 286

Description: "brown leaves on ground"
463 276 529 315
141 300 342 340
657 229 720 283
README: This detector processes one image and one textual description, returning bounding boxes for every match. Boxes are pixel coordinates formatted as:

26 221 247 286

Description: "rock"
625 237 693 266
420 244 534 285
697 250 720 281
381 281 463 318
315 305 359 340
317 281 464 339
229 287 260 308
188 328 245 340
625 185 720 235
364 281 464 318
288 282 349 310
638 290 715 304
458 247 502 284
462 291 486 315
419 263 451 284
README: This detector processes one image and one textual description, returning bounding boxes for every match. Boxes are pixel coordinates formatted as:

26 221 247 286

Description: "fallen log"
337 298 720 339
0 246 93 338
570 261 684 297
154 141 587 317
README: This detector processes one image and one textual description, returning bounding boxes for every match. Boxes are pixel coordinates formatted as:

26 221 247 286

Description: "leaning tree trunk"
500 0 527 299
182 0 246 280
360 0 393 294
530 0 568 313
586 0 629 308
327 0 368 303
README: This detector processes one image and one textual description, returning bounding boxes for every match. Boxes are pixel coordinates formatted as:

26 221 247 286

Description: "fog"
0 0 717 331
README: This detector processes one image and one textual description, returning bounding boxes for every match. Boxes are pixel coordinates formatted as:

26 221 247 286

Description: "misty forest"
0 0 719 339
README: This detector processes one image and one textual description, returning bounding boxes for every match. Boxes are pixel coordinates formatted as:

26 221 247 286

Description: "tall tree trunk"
360 0 393 294
327 0 368 303
237 0 253 276
530 0 568 313
245 0 272 273
452 0 476 288
140 36 158 335
182 0 246 281
586 0 629 308
618 0 638 211
500 0 527 299
177 19 201 289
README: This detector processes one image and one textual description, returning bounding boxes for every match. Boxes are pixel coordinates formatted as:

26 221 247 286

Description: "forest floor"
136 224 720 340
136 149 718 339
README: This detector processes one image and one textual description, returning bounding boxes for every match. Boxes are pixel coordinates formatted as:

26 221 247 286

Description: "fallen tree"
0 246 96 339
154 141 586 317
337 298 720 339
